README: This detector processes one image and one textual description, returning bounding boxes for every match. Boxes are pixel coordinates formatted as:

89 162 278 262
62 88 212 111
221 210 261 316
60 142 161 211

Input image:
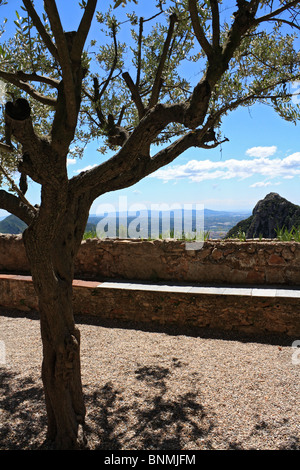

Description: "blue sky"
0 1 300 217
68 102 300 214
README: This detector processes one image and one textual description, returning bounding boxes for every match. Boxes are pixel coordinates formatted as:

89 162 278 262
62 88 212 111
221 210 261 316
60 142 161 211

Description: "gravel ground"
0 308 299 450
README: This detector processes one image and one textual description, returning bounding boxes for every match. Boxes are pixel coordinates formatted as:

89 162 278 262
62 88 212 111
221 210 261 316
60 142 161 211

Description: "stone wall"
1 234 300 286
0 235 29 274
1 274 299 336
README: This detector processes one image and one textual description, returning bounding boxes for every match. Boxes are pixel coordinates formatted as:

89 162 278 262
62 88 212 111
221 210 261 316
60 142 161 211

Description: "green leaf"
113 0 123 8
113 0 137 8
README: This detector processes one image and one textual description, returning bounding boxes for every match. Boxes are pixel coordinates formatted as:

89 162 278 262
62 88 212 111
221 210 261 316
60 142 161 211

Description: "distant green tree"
0 0 300 449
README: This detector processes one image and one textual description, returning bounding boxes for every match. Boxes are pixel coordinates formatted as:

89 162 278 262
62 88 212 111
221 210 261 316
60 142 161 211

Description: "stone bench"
0 274 299 337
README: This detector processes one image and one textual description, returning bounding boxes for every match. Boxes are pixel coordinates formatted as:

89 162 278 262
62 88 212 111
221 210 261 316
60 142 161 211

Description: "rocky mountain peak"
227 193 300 239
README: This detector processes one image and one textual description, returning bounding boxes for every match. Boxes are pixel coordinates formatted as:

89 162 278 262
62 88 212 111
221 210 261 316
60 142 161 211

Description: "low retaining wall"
1 235 299 337
1 234 300 286
1 274 299 337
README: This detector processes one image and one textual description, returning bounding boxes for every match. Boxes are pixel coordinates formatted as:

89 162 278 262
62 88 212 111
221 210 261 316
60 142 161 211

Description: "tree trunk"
39 288 86 450
22 200 90 449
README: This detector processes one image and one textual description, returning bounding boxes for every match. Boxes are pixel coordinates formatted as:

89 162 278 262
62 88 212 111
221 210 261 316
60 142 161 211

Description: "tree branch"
69 101 190 197
249 0 260 14
200 137 228 149
91 76 106 126
72 72 300 200
136 16 144 88
210 0 220 50
70 0 98 63
0 141 14 153
122 72 145 119
44 0 77 126
98 21 118 101
68 0 300 197
188 0 213 60
0 161 35 209
257 16 300 31
0 188 36 225
222 1 258 66
22 0 59 61
117 105 126 126
0 70 57 107
206 77 300 131
15 71 60 88
86 126 225 199
148 13 178 109
253 0 300 25
4 99 54 185
147 129 208 173
66 0 300 205
184 0 262 129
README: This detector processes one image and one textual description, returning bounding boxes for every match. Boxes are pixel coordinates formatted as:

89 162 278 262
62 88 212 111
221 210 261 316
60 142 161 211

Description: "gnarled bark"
39 292 86 450
22 195 90 449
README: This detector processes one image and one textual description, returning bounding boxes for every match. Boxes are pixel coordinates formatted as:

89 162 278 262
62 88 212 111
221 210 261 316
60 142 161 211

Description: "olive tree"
0 0 299 449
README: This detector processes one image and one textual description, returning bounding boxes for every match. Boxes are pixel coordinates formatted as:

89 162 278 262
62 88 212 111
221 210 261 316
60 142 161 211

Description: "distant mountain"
0 208 250 238
89 208 250 219
87 208 251 239
203 208 250 218
0 214 27 234
226 193 300 239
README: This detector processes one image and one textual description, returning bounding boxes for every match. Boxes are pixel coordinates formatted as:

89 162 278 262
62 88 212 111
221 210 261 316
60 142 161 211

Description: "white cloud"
250 181 272 188
67 158 77 166
149 151 300 184
245 146 277 158
281 152 300 167
74 164 98 173
250 181 281 188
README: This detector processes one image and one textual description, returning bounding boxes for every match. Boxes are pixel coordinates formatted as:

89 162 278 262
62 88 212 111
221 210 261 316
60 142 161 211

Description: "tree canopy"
0 0 300 450
0 0 299 212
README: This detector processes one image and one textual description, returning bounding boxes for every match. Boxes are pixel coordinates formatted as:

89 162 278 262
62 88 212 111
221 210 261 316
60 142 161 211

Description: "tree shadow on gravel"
0 368 47 450
84 357 300 451
1 364 299 450
224 417 300 450
1 309 298 450
84 360 214 450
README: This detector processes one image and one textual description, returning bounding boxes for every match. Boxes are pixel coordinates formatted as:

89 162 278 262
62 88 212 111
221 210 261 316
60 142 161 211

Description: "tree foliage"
0 0 300 192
